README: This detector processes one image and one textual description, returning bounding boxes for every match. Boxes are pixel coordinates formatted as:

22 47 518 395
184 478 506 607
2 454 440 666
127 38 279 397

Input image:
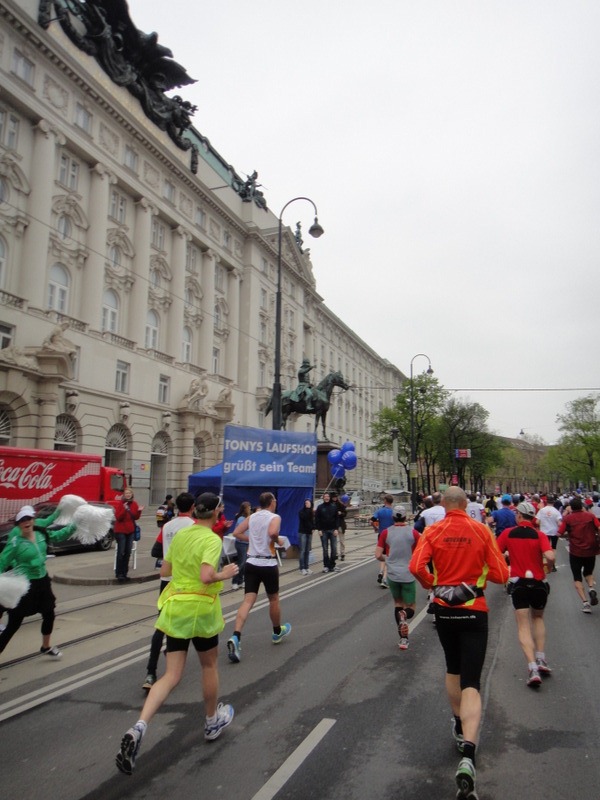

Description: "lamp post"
390 426 400 490
409 353 433 513
272 197 324 431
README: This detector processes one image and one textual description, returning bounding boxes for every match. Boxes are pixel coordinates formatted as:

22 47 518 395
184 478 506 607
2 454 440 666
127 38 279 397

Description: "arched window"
182 326 192 363
54 414 78 451
102 289 119 333
48 263 70 312
145 309 159 349
0 408 11 444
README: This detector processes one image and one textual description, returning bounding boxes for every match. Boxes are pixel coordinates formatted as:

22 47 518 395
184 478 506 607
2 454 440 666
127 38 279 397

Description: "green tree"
553 395 600 487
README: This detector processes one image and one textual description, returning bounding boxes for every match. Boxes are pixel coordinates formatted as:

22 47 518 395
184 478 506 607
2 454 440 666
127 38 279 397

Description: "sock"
394 607 402 626
528 661 537 671
233 631 241 641
535 651 545 661
206 711 217 724
273 626 282 635
462 741 476 766
405 608 415 620
134 720 148 737
453 715 463 736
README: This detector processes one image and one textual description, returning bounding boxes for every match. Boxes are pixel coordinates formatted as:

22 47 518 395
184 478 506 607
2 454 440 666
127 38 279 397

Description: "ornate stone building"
0 1 404 503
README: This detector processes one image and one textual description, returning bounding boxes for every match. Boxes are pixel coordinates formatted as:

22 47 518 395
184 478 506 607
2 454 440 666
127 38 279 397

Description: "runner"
558 496 600 613
409 487 509 800
116 493 238 775
497 501 555 687
374 505 420 650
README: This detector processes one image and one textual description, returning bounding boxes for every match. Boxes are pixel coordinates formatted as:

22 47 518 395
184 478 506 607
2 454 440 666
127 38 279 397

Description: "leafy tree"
553 395 600 486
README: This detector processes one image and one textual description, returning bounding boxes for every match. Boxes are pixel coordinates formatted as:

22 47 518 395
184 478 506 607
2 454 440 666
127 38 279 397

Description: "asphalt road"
1 540 599 800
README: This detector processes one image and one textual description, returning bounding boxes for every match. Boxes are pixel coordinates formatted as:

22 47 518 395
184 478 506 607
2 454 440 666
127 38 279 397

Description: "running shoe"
535 658 552 676
398 637 409 650
582 601 592 614
381 580 388 589
398 610 409 639
272 623 291 644
377 572 383 584
589 589 598 606
455 757 476 798
227 635 241 663
451 718 465 754
40 646 62 660
301 569 308 575
333 565 342 572
116 725 143 775
322 568 330 573
204 703 234 741
527 667 542 687
142 673 156 691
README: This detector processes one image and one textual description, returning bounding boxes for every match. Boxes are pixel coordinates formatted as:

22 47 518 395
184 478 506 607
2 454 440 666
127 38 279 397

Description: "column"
81 164 115 327
20 121 64 307
127 198 154 346
199 249 216 370
226 268 241 382
167 226 188 358
35 383 61 449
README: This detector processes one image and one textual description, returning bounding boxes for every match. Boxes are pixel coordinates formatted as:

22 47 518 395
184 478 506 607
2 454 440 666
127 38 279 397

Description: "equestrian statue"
265 363 351 440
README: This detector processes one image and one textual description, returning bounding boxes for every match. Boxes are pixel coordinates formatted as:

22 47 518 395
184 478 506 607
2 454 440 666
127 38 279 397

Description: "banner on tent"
222 425 317 487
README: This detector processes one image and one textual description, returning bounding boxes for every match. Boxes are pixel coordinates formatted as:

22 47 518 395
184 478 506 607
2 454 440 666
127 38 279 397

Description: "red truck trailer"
0 446 126 525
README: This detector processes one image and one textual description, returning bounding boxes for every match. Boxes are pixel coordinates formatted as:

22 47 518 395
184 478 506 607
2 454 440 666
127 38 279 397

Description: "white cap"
393 504 406 517
16 505 36 522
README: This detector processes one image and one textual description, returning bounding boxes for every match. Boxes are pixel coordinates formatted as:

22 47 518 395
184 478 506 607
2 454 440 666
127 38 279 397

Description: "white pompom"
55 494 87 525
0 572 30 608
71 504 115 545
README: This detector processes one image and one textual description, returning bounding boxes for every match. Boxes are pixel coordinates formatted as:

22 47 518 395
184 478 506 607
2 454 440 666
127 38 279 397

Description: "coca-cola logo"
0 459 56 491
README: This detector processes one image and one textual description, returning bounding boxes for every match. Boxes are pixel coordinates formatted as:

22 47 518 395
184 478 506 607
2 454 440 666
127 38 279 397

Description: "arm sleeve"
46 523 77 543
36 508 61 529
408 533 434 588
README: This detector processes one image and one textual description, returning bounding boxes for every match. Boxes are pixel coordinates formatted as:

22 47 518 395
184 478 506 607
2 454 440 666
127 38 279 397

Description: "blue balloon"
341 494 350 504
341 451 358 470
327 449 342 465
331 463 346 479
340 441 355 453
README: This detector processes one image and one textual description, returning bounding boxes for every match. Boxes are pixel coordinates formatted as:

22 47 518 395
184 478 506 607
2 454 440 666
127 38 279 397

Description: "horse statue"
265 371 351 439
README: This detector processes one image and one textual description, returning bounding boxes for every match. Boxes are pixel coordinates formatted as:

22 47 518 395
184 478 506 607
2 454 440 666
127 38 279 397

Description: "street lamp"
390 426 400 490
409 353 433 513
272 197 324 430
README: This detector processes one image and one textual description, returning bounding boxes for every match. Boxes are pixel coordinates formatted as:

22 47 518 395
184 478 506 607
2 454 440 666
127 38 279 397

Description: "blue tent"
187 463 222 496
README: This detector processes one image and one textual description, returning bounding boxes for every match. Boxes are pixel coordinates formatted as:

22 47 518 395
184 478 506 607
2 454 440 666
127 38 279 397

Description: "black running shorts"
434 608 488 691
244 561 280 596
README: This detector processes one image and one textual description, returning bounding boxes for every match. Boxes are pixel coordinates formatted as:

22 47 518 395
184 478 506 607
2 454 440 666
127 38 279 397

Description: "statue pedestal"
317 441 340 492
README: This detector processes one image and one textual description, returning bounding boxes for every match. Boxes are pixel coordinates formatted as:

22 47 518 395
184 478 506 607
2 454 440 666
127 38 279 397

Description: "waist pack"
433 582 484 606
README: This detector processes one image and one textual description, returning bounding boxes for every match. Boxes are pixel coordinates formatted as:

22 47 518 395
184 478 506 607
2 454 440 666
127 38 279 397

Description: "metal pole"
410 362 416 513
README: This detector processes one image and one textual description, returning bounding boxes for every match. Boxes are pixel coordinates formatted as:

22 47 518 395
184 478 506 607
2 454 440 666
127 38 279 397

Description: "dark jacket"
315 501 338 532
298 507 315 535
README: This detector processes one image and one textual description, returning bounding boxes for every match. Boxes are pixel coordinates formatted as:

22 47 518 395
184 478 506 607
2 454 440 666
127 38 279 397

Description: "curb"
52 572 160 587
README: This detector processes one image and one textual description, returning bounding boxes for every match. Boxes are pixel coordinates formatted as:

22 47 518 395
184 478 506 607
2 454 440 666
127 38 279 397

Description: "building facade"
0 1 405 504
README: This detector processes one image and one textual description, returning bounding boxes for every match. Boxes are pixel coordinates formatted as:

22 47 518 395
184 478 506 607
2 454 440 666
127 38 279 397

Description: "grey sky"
128 0 600 444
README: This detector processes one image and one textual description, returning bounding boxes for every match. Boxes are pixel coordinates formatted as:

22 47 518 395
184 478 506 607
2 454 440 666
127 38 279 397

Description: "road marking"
250 718 336 800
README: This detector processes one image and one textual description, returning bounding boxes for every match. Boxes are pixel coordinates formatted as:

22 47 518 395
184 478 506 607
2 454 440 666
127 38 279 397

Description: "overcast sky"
127 0 600 444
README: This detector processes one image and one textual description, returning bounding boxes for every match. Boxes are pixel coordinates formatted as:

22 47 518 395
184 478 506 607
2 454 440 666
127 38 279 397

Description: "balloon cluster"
327 441 358 480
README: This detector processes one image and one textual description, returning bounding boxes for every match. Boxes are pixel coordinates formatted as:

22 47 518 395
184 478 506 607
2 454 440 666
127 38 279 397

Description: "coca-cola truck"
0 447 126 551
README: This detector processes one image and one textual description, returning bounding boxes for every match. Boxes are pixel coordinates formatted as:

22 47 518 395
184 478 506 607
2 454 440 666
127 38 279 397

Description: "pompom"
0 572 30 608
55 494 87 525
71 504 114 545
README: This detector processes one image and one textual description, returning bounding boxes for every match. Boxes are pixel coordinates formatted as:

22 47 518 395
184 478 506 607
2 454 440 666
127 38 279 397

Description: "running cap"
584 498 594 507
393 504 406 516
501 494 512 504
516 501 535 517
16 505 36 521
194 492 220 512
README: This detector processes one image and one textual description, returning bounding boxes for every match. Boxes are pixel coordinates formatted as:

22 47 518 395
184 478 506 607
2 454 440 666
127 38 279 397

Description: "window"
195 207 206 229
260 321 267 345
145 310 159 349
124 145 138 172
109 245 122 268
214 306 221 330
182 326 192 363
0 110 19 149
163 180 176 203
260 288 267 310
223 230 231 249
47 264 69 312
109 190 127 224
261 257 268 273
0 322 14 349
212 347 220 375
151 219 165 250
11 50 34 86
158 374 170 404
102 289 119 333
74 102 92 134
289 281 295 300
115 360 129 393
0 237 6 287
186 242 198 273
57 215 72 241
184 288 194 308
58 154 79 191
259 361 266 387
215 264 224 291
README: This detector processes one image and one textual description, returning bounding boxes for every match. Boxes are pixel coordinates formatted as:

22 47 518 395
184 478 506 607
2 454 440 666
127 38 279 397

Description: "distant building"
0 1 404 503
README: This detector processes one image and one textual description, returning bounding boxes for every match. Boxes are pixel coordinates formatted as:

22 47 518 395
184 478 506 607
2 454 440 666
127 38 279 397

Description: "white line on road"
250 718 337 800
